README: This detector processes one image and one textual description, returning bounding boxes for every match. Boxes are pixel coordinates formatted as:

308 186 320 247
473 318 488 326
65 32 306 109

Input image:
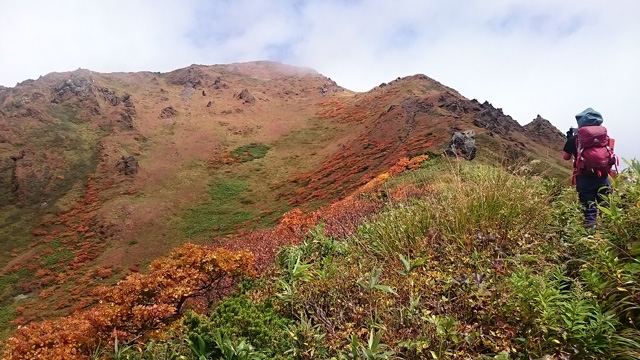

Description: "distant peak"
389 74 442 86
524 115 565 143
528 114 551 125
377 73 461 97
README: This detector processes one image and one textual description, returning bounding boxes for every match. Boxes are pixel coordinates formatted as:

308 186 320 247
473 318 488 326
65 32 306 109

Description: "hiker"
562 108 618 228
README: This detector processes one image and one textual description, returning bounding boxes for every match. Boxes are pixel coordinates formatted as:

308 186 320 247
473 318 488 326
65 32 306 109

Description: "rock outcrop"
445 130 477 160
472 100 524 135
524 115 566 144
52 73 94 103
165 66 209 88
159 106 178 119
237 89 256 105
213 77 229 90
116 156 139 175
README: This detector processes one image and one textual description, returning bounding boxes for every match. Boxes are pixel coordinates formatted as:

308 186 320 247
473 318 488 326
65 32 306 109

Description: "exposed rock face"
122 93 134 108
159 106 178 119
0 87 10 107
116 156 139 175
213 77 228 90
445 130 477 160
52 73 93 103
472 100 524 135
119 112 134 130
165 66 209 88
7 148 54 205
524 115 566 144
237 89 256 105
97 87 136 129
98 87 121 106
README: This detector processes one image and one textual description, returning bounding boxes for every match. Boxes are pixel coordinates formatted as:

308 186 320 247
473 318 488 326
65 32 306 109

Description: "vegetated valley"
1 62 638 359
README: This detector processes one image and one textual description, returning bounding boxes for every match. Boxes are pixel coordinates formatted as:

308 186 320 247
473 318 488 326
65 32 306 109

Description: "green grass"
0 303 17 340
39 239 74 268
275 121 336 147
182 180 261 237
0 104 105 341
209 181 250 200
230 143 270 162
46 104 82 124
0 209 39 275
0 269 33 301
0 102 101 270
179 118 350 239
474 132 572 181
0 268 34 342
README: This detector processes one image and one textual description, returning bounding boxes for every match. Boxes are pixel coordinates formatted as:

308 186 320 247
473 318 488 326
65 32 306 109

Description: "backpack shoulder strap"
572 137 580 185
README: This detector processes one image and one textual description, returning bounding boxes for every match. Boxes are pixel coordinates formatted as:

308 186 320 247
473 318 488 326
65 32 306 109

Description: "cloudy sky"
1 0 639 160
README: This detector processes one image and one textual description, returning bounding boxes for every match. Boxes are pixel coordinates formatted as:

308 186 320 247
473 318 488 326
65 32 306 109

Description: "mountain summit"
524 114 567 146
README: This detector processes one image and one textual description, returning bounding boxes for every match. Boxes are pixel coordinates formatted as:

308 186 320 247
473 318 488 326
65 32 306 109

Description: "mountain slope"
288 75 570 205
0 62 570 337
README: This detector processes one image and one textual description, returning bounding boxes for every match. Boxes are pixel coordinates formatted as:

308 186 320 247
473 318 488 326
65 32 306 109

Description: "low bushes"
6 161 640 359
3 244 255 360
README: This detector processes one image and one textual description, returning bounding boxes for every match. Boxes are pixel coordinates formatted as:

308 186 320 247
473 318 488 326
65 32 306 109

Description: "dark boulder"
119 112 134 130
116 156 139 175
122 93 134 108
445 130 477 160
213 77 228 90
159 106 178 119
237 89 255 105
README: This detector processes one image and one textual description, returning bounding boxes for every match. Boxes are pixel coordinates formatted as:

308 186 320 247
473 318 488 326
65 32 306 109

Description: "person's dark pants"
576 174 611 227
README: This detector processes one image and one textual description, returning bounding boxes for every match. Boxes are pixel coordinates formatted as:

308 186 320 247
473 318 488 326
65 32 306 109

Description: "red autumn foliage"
32 229 48 236
290 91 446 206
3 244 255 360
34 269 51 278
94 266 113 279
319 196 383 239
388 155 429 175
6 175 111 322
221 194 383 270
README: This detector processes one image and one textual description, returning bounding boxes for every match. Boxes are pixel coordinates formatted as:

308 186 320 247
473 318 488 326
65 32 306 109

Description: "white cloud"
0 0 197 78
1 0 638 160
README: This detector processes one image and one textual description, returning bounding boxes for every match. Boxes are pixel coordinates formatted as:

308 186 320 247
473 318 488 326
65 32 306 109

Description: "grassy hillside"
5 158 639 359
0 62 574 346
0 64 357 338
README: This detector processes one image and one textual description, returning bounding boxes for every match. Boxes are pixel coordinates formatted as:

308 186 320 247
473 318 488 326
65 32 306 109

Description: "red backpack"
575 125 618 177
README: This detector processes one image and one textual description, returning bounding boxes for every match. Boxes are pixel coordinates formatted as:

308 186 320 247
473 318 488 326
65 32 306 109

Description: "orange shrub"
3 244 255 360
